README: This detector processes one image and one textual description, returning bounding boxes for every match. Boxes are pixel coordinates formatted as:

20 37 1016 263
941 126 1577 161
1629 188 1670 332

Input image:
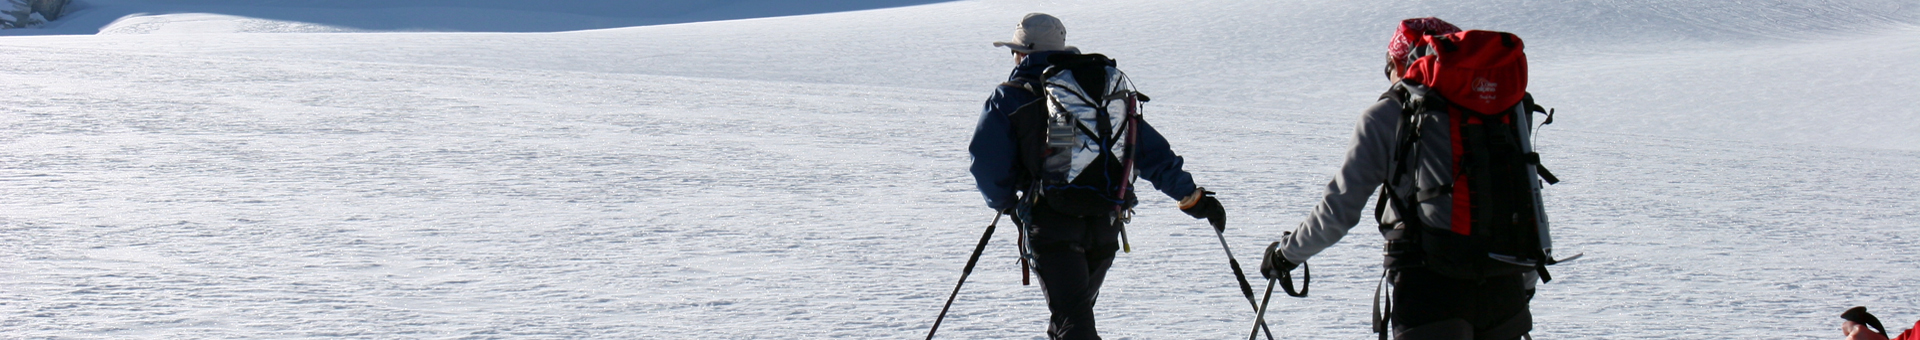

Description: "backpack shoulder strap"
998 77 1048 121
1000 76 1043 96
1379 82 1410 103
1374 81 1432 229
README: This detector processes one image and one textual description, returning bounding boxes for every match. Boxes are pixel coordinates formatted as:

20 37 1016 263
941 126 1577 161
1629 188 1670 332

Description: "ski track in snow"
4 0 1920 338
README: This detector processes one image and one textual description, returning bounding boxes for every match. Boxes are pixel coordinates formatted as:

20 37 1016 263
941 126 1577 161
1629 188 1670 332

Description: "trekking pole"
1248 263 1310 340
1249 277 1277 340
927 213 1004 340
1212 225 1274 340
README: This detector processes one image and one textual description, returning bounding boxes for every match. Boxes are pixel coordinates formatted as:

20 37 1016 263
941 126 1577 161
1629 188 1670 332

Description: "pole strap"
1280 262 1311 297
1373 270 1393 340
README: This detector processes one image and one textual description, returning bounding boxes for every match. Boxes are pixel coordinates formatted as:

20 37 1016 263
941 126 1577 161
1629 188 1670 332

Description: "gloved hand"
1260 237 1300 280
1179 188 1226 232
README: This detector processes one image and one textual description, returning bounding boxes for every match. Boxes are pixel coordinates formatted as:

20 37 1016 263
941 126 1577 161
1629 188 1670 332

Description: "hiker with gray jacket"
1259 17 1549 340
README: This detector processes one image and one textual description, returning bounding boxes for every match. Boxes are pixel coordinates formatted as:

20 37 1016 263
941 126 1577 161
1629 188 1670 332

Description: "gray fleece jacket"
1277 88 1457 263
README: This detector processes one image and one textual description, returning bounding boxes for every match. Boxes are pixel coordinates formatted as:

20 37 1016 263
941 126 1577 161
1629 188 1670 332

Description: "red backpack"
1378 30 1567 281
1404 30 1529 116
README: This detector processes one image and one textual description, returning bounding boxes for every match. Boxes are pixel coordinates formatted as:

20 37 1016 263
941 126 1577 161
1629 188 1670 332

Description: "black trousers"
1024 202 1123 340
1390 268 1533 340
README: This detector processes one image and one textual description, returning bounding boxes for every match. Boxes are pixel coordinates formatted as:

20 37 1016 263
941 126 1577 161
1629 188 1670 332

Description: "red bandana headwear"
1387 17 1461 71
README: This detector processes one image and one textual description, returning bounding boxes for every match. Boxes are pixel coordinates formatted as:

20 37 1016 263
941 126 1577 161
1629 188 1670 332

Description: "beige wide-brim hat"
993 13 1075 53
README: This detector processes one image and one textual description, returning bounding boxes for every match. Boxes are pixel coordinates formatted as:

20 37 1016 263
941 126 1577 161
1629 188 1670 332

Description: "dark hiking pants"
1390 268 1532 340
1025 202 1123 340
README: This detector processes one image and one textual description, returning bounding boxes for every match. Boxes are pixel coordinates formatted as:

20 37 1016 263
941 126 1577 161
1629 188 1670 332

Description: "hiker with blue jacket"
968 13 1227 340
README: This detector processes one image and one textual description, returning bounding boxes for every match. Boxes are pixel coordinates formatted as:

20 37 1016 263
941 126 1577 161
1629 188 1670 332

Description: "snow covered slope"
10 0 1915 149
3 0 1918 338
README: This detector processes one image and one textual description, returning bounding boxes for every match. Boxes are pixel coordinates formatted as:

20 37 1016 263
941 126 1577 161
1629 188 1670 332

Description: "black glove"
1260 239 1300 280
1180 189 1226 232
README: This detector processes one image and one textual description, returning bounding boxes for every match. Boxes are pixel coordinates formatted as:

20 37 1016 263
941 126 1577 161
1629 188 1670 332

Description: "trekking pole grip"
1229 258 1256 302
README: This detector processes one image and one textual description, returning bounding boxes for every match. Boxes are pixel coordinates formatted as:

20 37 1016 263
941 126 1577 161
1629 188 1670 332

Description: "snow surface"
3 0 1919 338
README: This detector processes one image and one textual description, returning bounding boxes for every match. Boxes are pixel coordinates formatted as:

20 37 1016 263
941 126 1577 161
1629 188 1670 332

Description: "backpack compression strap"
1519 94 1560 185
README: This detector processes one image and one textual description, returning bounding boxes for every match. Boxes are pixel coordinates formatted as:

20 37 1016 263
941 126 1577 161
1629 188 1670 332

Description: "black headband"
1842 306 1889 337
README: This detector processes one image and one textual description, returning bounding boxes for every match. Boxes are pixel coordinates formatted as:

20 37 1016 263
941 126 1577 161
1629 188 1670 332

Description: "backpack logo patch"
1473 77 1499 103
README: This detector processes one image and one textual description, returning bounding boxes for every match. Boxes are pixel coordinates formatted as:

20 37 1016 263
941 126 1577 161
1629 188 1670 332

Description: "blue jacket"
969 51 1198 211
